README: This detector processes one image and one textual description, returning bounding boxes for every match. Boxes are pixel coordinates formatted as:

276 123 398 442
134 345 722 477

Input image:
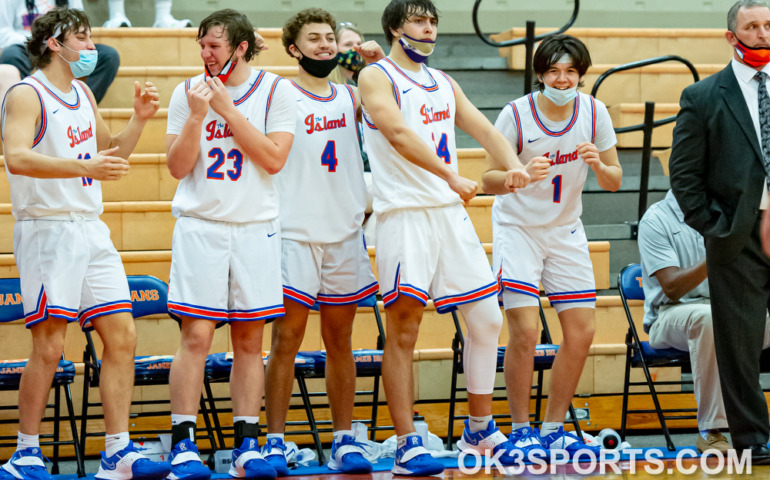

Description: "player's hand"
207 76 234 117
447 172 478 202
356 41 385 65
85 146 129 181
187 80 212 120
133 81 160 121
504 165 531 192
578 142 601 169
524 156 549 183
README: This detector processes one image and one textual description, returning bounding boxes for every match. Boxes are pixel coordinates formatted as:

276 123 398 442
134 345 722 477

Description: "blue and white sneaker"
261 437 289 477
457 420 523 466
1 448 52 480
508 426 549 460
539 427 601 459
229 438 276 480
95 441 171 480
392 435 443 477
327 435 372 474
168 439 211 480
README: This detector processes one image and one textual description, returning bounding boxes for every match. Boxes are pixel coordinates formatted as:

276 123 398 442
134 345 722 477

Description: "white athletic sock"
266 433 284 441
171 414 197 425
468 415 493 433
540 422 563 437
233 416 259 424
105 432 130 457
17 432 39 451
107 0 127 19
511 422 530 432
154 0 172 23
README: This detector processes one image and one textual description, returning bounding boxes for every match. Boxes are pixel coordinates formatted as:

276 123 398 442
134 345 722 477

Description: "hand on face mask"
337 49 364 73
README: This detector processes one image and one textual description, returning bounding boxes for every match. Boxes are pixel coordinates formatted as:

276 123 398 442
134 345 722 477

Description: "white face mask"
542 84 577 106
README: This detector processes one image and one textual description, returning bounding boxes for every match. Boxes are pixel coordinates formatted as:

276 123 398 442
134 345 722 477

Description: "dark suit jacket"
669 62 766 263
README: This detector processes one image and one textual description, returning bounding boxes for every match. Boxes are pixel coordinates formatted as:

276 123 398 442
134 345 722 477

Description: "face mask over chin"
295 45 339 78
398 32 435 63
205 48 237 83
735 38 770 68
57 42 98 77
542 84 578 106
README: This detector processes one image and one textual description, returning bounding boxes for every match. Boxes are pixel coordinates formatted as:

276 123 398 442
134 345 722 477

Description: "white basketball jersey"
492 91 616 228
170 69 286 223
2 71 101 220
276 81 366 243
362 58 460 214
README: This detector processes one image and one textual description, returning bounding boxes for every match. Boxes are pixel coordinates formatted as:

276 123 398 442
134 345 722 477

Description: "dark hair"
728 0 770 31
26 8 91 70
282 8 337 57
532 34 592 92
197 9 259 63
381 0 439 45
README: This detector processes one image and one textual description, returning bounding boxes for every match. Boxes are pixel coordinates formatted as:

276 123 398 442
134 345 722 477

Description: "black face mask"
295 45 339 78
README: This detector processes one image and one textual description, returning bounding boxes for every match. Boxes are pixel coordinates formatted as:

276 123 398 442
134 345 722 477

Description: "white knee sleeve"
457 297 503 395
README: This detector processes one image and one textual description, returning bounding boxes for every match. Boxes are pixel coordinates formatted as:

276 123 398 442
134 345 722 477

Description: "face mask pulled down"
295 46 339 78
542 84 578 106
399 32 435 63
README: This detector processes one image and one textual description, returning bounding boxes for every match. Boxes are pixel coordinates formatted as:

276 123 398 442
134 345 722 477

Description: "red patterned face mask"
205 49 237 83
735 39 770 68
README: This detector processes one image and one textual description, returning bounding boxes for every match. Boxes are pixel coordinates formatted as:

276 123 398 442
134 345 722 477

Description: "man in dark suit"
669 0 770 462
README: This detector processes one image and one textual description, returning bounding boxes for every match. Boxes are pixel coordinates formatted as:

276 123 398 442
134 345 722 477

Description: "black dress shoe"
748 445 770 465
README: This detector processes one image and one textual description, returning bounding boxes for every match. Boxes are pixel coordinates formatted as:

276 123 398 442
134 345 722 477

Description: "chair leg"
203 379 226 450
533 370 544 426
621 350 632 441
639 360 677 452
64 382 86 477
80 363 92 456
198 395 218 453
369 374 380 442
52 386 61 475
446 350 461 450
295 374 325 465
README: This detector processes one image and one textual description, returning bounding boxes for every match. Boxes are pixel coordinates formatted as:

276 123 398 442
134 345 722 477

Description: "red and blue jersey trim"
283 286 316 308
371 63 401 109
24 286 79 328
75 80 96 113
1 83 47 147
547 289 596 305
317 282 380 306
528 92 579 137
235 70 266 106
506 101 523 154
499 278 540 299
384 58 439 92
433 281 498 314
229 305 285 321
382 265 430 307
79 300 133 331
589 95 597 144
291 80 337 102
28 76 80 110
264 76 282 129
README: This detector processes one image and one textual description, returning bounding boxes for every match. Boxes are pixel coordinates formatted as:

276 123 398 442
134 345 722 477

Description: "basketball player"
0 7 168 480
164 9 296 480
483 34 622 458
263 8 385 476
357 0 530 475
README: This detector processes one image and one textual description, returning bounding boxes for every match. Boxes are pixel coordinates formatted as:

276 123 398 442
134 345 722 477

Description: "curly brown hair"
26 8 91 70
281 8 336 57
197 9 260 63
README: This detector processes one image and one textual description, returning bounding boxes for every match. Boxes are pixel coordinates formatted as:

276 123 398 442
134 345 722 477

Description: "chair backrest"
127 275 171 319
619 264 644 302
0 278 24 323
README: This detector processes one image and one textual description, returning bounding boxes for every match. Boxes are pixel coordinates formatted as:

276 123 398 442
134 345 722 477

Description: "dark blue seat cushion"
0 359 75 387
494 344 559 367
632 342 689 367
205 352 315 380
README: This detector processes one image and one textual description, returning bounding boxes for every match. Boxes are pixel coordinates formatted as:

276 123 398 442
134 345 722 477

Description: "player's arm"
166 80 210 179
447 77 530 194
579 143 622 192
88 81 160 159
357 66 476 201
653 261 708 302
206 76 293 175
3 84 128 180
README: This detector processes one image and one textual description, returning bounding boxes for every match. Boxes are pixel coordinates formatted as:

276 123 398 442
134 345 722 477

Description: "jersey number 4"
433 133 451 164
207 148 243 181
321 140 338 172
79 153 93 186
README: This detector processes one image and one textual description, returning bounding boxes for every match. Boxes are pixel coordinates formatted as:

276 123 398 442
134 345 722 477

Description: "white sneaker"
153 17 192 28
103 16 132 28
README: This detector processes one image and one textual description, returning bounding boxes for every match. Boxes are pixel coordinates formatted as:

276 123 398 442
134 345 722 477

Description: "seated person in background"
103 0 191 28
639 190 770 454
0 0 119 104
330 22 364 85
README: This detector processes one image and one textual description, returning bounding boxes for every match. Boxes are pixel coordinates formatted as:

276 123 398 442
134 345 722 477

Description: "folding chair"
446 303 583 448
618 263 693 451
202 294 388 465
0 278 85 476
79 275 218 455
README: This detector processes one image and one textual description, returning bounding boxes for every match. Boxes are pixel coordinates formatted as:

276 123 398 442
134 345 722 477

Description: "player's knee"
33 338 66 365
387 321 420 350
181 328 214 356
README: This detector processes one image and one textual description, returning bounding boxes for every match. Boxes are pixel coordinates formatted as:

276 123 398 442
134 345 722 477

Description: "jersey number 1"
552 174 562 203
